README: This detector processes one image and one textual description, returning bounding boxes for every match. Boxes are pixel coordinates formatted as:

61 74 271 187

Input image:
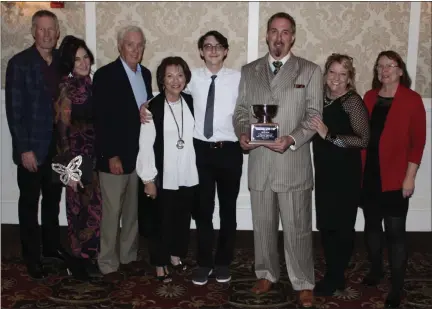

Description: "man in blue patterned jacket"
5 10 64 280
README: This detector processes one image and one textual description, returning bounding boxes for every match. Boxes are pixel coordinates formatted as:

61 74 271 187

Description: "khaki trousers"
98 170 139 274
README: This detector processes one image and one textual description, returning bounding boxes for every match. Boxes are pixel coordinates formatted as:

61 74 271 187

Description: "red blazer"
361 84 426 192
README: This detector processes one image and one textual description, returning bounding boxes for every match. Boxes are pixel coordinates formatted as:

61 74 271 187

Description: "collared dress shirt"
120 57 148 109
187 67 241 142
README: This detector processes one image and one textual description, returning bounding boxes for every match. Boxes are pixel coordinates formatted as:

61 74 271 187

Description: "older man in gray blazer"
233 12 322 308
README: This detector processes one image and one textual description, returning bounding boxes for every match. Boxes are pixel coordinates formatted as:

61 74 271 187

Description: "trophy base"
249 123 279 144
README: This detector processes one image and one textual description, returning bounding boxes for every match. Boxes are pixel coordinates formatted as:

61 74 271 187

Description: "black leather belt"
194 139 238 149
209 141 226 148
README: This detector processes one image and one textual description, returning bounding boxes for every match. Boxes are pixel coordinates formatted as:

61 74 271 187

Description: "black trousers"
193 139 243 268
17 161 63 264
149 186 196 267
138 179 153 237
363 201 408 293
320 228 355 287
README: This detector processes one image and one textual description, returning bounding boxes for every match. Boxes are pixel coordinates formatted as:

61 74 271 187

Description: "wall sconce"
1 2 53 24
50 2 64 9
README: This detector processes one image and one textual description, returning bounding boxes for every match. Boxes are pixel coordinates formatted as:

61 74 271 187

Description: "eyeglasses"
376 63 398 70
203 44 225 52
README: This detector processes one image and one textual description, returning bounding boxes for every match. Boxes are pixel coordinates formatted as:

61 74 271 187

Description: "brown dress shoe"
119 260 142 272
251 279 273 294
298 289 314 308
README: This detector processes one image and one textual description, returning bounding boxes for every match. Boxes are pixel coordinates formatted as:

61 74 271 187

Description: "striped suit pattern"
233 53 323 290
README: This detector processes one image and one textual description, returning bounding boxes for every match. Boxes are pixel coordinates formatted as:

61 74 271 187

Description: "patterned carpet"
2 245 432 309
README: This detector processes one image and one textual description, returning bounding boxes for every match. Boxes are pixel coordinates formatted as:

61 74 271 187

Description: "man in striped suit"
233 12 323 308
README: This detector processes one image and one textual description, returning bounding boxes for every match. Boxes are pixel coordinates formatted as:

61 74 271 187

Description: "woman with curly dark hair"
54 35 102 279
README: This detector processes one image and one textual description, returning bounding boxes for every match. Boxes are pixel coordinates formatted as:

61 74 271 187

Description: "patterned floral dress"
55 75 102 260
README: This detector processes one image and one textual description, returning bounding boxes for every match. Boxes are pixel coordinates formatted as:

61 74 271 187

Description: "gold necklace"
324 91 350 107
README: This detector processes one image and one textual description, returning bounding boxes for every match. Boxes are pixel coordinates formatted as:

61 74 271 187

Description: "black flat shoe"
314 277 344 296
385 291 402 308
362 271 383 287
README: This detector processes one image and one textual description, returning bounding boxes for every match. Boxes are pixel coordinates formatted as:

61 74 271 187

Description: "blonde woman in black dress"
310 54 370 296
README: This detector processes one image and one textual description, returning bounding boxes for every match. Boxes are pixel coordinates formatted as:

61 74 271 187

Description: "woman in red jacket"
361 50 426 308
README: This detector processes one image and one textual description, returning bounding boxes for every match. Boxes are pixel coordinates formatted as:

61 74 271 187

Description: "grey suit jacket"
233 53 323 192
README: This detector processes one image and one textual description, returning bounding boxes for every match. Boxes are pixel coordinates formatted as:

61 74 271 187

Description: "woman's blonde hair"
323 53 356 92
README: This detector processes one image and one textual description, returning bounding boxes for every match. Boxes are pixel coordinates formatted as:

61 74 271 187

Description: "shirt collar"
202 65 225 78
268 52 291 67
31 43 56 65
120 57 141 74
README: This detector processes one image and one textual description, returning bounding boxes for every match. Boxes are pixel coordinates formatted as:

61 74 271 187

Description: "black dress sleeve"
325 93 370 148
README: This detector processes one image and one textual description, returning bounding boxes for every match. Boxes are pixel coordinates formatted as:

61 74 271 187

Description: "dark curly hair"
58 35 94 77
156 56 192 94
371 50 411 89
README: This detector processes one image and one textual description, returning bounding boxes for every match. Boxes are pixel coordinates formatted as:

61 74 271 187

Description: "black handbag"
51 153 93 186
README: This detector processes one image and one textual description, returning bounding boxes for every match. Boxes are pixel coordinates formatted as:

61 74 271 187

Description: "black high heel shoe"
171 259 187 271
56 249 89 281
156 267 172 283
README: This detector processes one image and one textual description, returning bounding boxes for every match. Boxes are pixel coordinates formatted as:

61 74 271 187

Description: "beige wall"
1 2 85 88
259 2 411 96
95 2 248 91
1 1 431 97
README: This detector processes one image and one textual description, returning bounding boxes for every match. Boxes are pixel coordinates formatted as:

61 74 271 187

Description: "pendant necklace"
324 96 336 107
166 97 184 149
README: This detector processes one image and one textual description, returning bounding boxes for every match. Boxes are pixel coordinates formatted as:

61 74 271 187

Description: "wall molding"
247 2 260 63
85 2 97 72
407 2 422 90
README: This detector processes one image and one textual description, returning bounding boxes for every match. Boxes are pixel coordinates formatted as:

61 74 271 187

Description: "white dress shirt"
136 95 199 190
188 67 241 142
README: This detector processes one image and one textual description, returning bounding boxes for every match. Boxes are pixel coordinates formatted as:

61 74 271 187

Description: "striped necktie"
273 61 283 74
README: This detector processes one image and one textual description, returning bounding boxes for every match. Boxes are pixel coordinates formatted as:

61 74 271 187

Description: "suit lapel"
254 55 271 94
272 55 299 95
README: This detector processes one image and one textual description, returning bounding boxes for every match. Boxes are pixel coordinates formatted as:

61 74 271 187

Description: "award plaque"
249 104 279 144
